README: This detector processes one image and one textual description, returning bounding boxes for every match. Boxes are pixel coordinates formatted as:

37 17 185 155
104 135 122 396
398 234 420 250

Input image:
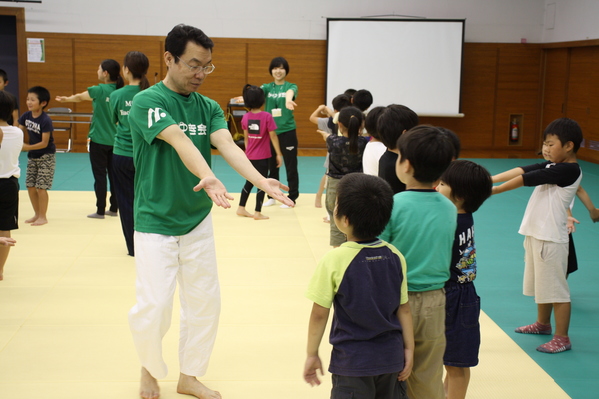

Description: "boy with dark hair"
377 104 419 194
436 160 493 399
0 69 19 126
492 117 583 354
380 125 456 399
352 89 373 112
0 90 22 280
18 85 55 226
304 172 414 398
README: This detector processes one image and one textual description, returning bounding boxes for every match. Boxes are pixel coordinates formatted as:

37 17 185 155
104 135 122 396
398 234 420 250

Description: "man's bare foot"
31 218 48 226
140 367 160 399
253 212 269 220
177 373 221 399
236 208 253 218
25 216 38 223
315 197 322 208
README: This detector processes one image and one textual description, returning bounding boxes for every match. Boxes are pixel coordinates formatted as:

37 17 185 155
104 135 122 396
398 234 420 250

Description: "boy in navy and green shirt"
304 173 414 399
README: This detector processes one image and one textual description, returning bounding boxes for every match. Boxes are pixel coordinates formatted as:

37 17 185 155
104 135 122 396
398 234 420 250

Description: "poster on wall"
27 38 45 63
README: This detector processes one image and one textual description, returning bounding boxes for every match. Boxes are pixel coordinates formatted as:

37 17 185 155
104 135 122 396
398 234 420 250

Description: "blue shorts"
443 281 480 367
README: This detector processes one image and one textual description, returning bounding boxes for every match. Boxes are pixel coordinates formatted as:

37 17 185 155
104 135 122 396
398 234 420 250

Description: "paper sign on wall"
27 38 45 62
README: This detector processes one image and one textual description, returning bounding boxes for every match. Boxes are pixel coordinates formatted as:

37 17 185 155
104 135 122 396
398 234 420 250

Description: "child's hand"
590 208 599 223
303 355 324 386
567 216 580 233
276 155 283 168
0 237 16 247
397 348 413 381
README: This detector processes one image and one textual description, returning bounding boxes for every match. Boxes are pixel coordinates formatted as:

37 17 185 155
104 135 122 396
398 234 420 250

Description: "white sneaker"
263 198 276 207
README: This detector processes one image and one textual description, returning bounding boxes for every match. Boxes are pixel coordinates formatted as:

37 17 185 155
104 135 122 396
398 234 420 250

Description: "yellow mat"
0 192 570 398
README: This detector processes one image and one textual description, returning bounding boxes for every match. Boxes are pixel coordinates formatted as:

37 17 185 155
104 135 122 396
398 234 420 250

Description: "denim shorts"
443 281 480 367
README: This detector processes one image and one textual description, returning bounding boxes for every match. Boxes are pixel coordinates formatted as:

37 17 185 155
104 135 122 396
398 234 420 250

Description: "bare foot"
323 216 330 224
253 212 269 220
140 367 160 399
31 218 48 226
236 208 253 218
315 197 322 208
177 373 221 399
25 216 38 223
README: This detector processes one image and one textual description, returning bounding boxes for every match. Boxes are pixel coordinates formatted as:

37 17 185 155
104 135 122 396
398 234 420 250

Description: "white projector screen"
326 19 465 117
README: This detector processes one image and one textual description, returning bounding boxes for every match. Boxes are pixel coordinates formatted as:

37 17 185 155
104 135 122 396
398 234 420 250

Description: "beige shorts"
523 236 570 303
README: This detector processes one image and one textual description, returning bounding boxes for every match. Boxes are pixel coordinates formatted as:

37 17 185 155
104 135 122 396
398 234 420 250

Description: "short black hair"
0 90 15 121
437 127 461 159
336 173 394 240
242 84 265 109
332 94 352 112
269 57 289 75
440 160 492 213
27 86 51 109
377 104 419 150
364 106 385 140
0 69 7 83
397 125 454 183
543 118 583 153
352 89 373 112
166 24 214 61
344 88 356 97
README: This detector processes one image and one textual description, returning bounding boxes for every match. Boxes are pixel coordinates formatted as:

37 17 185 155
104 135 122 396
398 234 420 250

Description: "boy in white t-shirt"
492 118 583 354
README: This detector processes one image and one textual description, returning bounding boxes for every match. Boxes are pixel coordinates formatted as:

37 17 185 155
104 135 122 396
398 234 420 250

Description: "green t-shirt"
129 82 227 236
109 85 141 157
88 83 118 145
379 190 457 292
261 81 297 133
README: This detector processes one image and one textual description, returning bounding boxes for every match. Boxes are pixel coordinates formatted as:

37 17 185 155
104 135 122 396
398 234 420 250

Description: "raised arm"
492 175 524 195
285 89 297 111
309 105 327 125
55 91 92 103
211 128 293 206
577 185 599 222
304 303 330 386
492 167 525 183
157 124 233 208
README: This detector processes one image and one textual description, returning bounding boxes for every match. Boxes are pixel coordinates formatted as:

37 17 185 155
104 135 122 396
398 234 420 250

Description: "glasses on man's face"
176 56 216 74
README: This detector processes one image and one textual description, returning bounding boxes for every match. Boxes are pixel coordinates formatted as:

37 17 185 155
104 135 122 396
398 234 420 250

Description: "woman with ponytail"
320 106 369 247
56 59 124 219
109 51 150 256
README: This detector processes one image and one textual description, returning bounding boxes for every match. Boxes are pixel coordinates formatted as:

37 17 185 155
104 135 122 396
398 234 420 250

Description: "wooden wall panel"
541 48 568 129
493 45 543 151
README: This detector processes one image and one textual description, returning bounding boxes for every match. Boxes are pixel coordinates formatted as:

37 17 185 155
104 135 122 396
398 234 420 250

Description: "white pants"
128 215 221 379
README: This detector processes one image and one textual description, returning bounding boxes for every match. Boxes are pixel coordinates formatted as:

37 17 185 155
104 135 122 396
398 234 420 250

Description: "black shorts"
0 177 19 231
331 373 408 399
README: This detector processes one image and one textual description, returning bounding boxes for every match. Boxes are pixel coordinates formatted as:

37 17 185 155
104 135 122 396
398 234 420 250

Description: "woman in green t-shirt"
56 59 124 219
109 51 150 256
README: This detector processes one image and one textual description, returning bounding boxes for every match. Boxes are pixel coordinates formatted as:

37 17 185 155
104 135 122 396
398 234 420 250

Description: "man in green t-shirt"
128 24 293 399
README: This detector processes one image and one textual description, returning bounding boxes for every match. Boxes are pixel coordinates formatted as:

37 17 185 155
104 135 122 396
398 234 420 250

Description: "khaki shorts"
523 236 570 303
